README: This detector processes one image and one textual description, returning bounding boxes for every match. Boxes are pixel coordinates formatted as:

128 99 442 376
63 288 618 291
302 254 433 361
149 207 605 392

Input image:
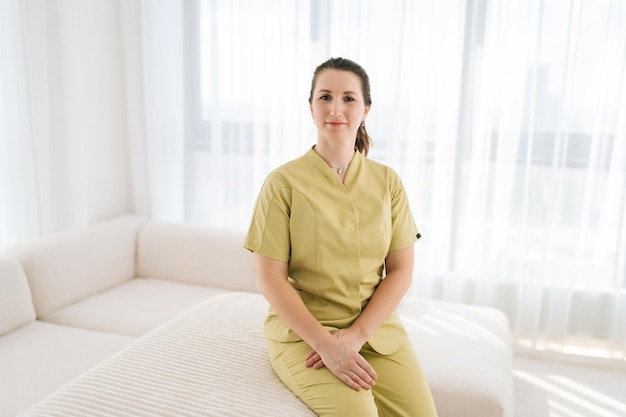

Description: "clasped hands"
304 328 377 391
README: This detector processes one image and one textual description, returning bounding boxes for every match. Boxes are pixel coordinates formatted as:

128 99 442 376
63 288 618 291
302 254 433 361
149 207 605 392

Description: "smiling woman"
243 57 437 417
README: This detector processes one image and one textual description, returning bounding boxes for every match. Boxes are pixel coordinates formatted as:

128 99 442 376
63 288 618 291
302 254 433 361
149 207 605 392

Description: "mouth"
327 121 347 126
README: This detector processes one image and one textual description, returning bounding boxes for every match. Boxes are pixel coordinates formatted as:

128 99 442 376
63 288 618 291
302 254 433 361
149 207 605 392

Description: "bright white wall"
46 0 131 231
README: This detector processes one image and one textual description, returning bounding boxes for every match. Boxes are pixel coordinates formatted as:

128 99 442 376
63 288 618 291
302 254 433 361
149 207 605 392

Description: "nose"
330 100 342 118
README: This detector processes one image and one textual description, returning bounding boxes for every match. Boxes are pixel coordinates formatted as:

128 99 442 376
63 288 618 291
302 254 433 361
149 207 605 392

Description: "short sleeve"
243 173 292 262
388 171 420 252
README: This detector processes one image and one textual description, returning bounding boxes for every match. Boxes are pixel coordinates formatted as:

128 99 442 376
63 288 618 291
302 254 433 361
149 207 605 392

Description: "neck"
314 141 354 170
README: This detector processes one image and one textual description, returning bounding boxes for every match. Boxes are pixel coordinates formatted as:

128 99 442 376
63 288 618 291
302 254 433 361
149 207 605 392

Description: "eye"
344 96 356 102
320 94 332 101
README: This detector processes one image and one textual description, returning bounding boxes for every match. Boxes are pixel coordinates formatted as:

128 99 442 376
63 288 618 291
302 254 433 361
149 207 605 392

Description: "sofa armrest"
136 222 257 293
0 254 36 335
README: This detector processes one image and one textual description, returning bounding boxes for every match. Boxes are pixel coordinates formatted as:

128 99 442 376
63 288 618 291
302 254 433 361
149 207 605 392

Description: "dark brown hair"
308 57 372 156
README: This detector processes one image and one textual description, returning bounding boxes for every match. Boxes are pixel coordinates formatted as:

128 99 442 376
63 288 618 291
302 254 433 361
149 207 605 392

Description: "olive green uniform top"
244 146 420 355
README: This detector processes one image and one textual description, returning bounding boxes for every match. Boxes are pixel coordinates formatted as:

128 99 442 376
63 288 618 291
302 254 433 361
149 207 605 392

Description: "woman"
244 57 437 417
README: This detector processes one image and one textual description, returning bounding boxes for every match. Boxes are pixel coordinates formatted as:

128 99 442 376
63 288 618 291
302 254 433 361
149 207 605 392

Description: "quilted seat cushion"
21 293 514 417
20 293 316 417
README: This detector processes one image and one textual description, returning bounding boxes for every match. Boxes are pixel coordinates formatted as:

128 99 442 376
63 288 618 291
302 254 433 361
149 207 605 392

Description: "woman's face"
310 69 370 144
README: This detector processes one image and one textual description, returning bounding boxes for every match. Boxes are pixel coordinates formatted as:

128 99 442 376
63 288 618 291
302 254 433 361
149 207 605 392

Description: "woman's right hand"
306 337 377 391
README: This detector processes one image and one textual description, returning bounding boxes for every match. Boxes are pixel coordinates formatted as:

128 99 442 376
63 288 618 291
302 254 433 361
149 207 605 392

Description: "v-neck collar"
306 146 362 186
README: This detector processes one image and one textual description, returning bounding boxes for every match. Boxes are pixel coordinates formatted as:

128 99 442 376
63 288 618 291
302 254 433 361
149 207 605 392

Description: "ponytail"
355 122 372 156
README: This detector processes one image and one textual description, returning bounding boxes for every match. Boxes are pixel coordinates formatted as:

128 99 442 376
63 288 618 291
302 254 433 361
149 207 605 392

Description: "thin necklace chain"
328 165 348 174
315 147 351 174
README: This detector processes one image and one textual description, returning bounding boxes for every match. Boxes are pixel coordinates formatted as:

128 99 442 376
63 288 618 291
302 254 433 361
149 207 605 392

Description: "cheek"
349 107 365 121
312 103 327 117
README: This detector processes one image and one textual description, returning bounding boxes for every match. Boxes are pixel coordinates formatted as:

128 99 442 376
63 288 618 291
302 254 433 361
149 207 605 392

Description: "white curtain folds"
2 0 135 247
34 0 618 361
0 0 51 248
121 0 186 222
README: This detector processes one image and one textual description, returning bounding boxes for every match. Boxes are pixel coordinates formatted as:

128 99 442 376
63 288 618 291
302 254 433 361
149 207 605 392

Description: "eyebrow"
317 89 358 95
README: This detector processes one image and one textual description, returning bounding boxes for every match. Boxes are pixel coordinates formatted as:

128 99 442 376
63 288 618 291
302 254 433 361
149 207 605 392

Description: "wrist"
348 324 372 344
310 328 337 352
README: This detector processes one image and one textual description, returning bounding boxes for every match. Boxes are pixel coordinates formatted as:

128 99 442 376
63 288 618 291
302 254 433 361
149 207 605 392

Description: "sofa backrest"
4 215 147 318
0 254 36 335
136 222 257 293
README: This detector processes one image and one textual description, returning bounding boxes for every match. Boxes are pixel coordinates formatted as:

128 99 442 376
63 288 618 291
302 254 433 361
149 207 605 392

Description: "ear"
362 105 371 121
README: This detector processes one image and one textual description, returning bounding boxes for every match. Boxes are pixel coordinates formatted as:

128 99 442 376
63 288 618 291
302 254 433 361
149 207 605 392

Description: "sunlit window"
184 0 626 296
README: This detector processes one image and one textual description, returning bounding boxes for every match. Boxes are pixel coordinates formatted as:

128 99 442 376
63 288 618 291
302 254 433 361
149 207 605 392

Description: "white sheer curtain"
439 0 626 360
130 0 626 360
0 0 51 248
2 0 133 247
121 0 186 222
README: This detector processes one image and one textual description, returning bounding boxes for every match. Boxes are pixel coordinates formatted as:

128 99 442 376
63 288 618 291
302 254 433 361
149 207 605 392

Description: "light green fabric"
267 339 438 417
244 147 419 354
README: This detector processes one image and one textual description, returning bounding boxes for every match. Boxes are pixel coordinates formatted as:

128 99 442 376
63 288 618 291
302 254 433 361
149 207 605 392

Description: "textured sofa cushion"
0 321 134 416
137 222 257 292
4 215 147 317
42 277 231 336
0 254 36 335
20 293 315 417
21 293 514 417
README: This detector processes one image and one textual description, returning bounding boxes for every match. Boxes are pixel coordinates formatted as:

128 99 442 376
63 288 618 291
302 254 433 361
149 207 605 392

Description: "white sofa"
0 254 134 417
0 215 514 416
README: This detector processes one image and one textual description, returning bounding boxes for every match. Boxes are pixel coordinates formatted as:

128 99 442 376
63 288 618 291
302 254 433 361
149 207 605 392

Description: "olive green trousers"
267 339 438 417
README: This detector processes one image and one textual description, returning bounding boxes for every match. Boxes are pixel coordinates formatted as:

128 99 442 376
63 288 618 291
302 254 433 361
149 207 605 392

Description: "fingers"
305 351 325 369
340 367 376 391
358 356 378 382
325 354 377 391
305 346 377 391
340 373 363 391
354 357 377 388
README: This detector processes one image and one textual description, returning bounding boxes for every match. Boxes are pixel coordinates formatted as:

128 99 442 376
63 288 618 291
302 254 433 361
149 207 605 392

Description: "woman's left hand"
305 328 367 369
